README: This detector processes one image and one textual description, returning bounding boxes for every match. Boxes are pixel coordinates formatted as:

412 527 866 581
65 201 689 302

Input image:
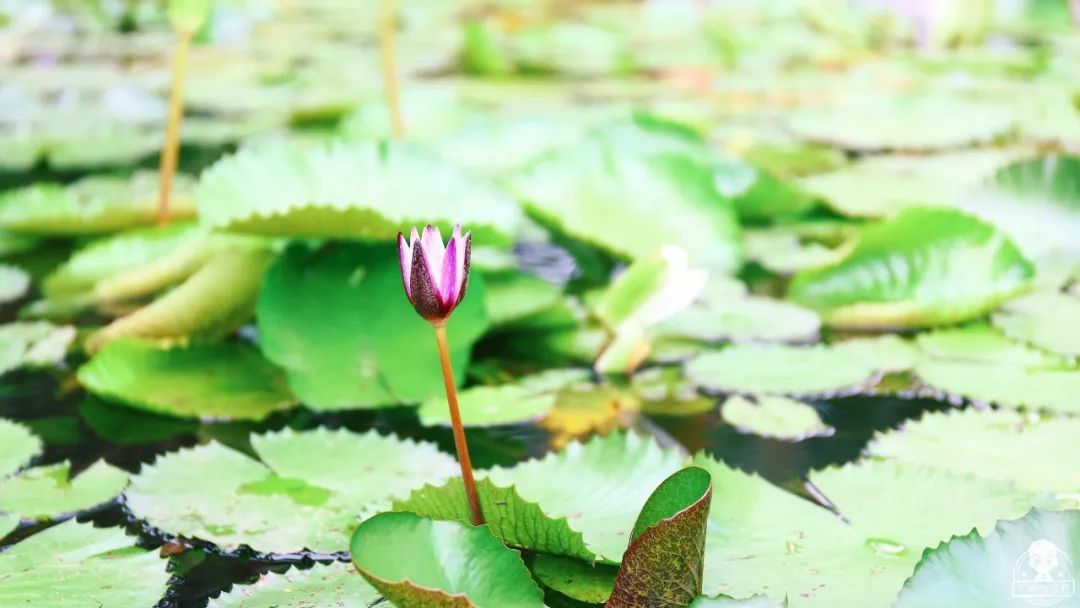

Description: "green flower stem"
433 323 484 526
156 28 193 226
379 0 405 139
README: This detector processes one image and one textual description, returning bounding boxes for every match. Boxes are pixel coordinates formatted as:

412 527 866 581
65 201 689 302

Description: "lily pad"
350 512 545 608
485 432 685 562
78 340 296 421
788 207 1035 329
0 322 76 376
196 140 520 244
0 418 41 477
0 460 129 520
992 291 1080 358
482 270 564 326
743 228 847 275
661 296 821 344
868 408 1080 496
690 595 786 607
0 171 196 235
418 385 555 428
953 155 1080 261
125 428 459 553
530 554 617 603
86 246 276 352
720 395 833 441
395 477 595 562
257 242 489 409
684 344 879 397
787 96 1015 152
0 520 170 607
207 562 381 608
914 326 1080 414
896 509 1080 607
510 138 741 272
607 466 713 608
0 264 29 303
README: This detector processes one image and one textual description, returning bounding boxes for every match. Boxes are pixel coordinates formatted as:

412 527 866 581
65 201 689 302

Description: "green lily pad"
868 408 1080 496
395 477 595 562
607 467 713 608
42 223 201 299
510 138 741 272
684 344 879 397
690 595 787 607
0 322 76 376
953 155 1080 261
914 326 1080 414
257 242 489 410
632 366 716 417
896 509 1080 607
206 562 381 608
78 340 296 421
661 296 821 344
0 418 41 477
482 270 564 326
788 207 1035 329
0 171 196 235
80 396 198 445
350 512 545 608
0 520 170 607
0 231 39 258
418 385 555 428
196 140 520 244
800 150 1021 218
485 432 685 562
0 460 129 520
530 554 617 603
0 512 16 538
992 291 1080 358
720 395 833 441
743 228 847 275
86 246 276 352
830 335 920 374
126 428 459 553
787 96 1015 152
0 264 29 303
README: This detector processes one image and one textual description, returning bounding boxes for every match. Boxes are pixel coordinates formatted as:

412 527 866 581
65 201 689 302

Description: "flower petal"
454 231 472 306
420 225 446 291
397 232 412 298
409 240 443 321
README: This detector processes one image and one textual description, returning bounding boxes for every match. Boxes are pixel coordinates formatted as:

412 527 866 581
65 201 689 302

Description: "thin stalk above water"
433 323 484 526
156 29 193 226
379 0 405 139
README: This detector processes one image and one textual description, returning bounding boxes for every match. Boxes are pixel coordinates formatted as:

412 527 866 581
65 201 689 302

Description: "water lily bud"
397 224 472 324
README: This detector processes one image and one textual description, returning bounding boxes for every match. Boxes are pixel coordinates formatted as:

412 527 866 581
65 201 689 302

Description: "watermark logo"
1012 539 1076 606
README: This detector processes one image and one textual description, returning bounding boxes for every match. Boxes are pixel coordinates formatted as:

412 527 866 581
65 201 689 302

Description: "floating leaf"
482 270 564 326
530 554 617 603
80 396 198 445
126 429 459 553
0 512 16 538
418 385 555 428
0 172 196 235
787 96 1015 152
801 150 1020 218
992 291 1080 358
0 460 128 520
0 520 170 607
168 0 210 32
868 408 1080 496
607 467 713 608
207 562 381 608
511 139 741 273
257 242 489 409
86 246 275 352
684 344 879 397
42 223 202 300
0 418 41 477
395 477 595 562
830 335 919 374
896 509 1080 607
661 296 821 344
538 385 642 449
953 155 1080 261
632 367 715 417
486 432 684 562
689 595 786 607
196 140 520 244
720 395 833 441
743 228 847 275
0 322 76 376
350 512 545 608
0 264 29 303
788 207 1035 329
78 340 296 421
914 326 1080 414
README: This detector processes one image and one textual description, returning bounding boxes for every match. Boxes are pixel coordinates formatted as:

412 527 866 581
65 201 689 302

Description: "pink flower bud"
397 224 472 324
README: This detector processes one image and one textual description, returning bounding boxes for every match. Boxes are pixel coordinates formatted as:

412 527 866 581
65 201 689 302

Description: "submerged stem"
156 28 193 226
433 323 484 526
379 0 405 139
